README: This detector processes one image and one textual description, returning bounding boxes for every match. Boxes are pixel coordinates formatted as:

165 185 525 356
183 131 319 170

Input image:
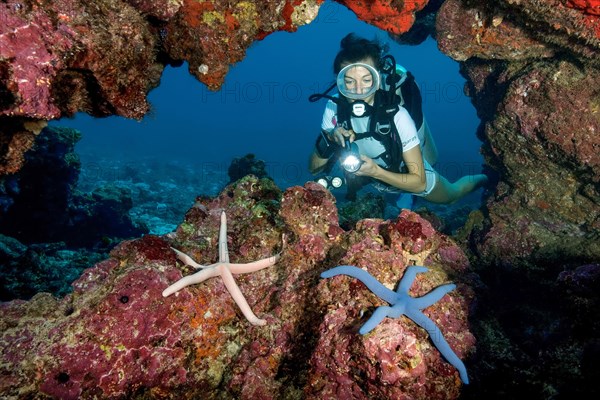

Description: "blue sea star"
321 265 469 384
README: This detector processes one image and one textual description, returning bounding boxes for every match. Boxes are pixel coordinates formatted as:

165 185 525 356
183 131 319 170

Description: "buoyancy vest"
335 91 403 173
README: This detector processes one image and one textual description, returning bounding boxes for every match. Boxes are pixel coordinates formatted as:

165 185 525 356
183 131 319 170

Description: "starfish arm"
171 247 207 269
219 265 266 326
359 305 394 335
228 254 280 274
404 308 469 384
396 265 429 293
219 211 229 263
162 267 221 297
412 283 456 310
321 266 398 304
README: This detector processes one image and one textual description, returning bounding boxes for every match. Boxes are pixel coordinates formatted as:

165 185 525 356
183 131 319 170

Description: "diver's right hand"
331 126 355 147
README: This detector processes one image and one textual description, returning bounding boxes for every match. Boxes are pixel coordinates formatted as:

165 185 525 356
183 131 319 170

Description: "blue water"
51 0 483 198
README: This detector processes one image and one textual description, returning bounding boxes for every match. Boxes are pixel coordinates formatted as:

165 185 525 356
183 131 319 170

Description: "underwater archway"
44 1 484 234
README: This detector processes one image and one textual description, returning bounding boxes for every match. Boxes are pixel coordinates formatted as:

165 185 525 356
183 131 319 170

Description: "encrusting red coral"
566 0 600 38
567 0 600 16
336 0 429 35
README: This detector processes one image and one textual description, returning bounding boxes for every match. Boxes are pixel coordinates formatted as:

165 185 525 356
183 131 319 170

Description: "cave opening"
47 1 485 236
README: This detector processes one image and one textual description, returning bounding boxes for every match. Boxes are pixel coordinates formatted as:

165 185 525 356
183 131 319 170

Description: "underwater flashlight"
341 137 363 173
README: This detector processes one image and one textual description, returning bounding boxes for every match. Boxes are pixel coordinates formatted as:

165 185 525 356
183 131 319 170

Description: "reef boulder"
472 60 600 266
0 177 475 399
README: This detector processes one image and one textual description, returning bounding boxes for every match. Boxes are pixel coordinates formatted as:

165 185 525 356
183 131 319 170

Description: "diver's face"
343 65 374 96
340 58 377 104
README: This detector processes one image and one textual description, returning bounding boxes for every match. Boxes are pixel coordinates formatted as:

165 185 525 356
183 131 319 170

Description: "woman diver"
309 33 488 205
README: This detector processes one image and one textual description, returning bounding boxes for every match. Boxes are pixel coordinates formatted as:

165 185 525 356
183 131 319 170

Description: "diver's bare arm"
357 146 427 193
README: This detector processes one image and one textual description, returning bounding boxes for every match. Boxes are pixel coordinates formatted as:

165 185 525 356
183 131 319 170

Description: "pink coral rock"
307 209 475 399
0 177 475 398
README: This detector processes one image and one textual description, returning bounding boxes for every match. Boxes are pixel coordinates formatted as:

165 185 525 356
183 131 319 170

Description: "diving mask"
336 63 380 101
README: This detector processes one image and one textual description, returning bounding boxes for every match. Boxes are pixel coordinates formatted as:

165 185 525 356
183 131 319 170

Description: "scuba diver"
308 33 488 205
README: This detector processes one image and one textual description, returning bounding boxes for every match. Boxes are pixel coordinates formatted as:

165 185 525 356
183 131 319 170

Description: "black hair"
333 33 389 74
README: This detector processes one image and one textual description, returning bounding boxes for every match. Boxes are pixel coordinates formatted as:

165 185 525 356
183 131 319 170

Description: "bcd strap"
336 90 403 174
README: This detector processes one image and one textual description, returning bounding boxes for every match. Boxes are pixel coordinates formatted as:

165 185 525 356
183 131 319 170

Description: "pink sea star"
163 211 280 326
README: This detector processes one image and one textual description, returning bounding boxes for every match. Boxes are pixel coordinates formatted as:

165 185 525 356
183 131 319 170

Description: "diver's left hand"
354 155 380 177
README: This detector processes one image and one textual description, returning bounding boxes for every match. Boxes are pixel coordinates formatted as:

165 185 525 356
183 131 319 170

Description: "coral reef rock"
0 0 325 176
0 177 475 399
436 0 600 269
335 0 429 35
436 1 600 397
